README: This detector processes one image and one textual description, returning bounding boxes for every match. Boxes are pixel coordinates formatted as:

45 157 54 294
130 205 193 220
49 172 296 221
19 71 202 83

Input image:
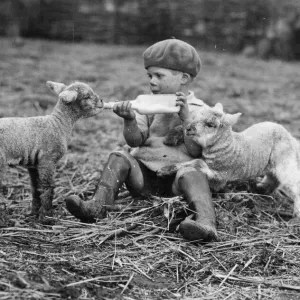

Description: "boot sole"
65 197 96 223
179 218 218 242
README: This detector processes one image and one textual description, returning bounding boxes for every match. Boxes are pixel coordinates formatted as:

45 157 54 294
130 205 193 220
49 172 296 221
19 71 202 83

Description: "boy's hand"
176 92 191 123
113 101 136 120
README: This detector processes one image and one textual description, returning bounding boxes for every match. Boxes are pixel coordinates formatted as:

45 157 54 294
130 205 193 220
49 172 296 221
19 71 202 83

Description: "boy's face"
147 66 183 94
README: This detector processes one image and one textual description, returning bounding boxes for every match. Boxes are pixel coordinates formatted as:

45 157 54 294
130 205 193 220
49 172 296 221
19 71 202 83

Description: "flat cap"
143 39 201 77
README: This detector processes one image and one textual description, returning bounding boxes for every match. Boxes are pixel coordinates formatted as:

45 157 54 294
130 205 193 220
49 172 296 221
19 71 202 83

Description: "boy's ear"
223 112 242 126
181 73 191 85
46 81 66 95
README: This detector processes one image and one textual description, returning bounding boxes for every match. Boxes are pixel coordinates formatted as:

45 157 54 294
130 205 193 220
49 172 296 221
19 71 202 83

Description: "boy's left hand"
176 92 190 123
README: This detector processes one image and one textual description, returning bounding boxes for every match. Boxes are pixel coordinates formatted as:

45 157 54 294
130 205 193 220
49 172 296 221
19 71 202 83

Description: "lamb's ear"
59 90 78 103
46 81 66 95
214 102 223 113
223 112 242 126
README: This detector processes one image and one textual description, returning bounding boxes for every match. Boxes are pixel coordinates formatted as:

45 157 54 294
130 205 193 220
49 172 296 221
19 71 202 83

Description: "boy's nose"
150 80 157 87
149 77 157 85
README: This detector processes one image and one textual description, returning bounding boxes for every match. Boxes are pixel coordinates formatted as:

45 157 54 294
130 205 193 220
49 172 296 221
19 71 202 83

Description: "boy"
65 39 218 242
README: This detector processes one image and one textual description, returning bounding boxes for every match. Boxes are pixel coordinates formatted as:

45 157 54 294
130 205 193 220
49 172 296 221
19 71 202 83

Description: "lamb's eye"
206 121 216 128
84 94 90 99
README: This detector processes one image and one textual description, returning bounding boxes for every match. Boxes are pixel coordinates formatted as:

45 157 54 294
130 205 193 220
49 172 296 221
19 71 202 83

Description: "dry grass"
0 37 300 300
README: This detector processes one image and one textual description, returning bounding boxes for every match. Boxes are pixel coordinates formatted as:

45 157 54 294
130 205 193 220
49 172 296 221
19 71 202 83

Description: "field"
0 37 300 300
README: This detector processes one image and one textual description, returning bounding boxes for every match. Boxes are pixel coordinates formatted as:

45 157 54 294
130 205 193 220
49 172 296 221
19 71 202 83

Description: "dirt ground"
0 38 300 300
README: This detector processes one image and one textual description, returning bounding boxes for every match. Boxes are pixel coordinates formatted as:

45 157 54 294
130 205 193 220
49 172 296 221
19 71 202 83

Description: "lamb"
0 81 104 223
158 103 300 222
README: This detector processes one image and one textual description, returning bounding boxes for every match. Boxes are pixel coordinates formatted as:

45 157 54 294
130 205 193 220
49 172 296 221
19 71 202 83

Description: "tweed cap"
143 39 201 77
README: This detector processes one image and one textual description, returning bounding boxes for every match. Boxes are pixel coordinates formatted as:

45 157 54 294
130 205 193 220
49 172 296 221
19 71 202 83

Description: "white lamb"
0 81 104 223
158 103 300 222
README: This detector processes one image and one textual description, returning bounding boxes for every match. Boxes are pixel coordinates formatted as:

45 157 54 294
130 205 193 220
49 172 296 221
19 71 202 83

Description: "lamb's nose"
96 97 104 108
186 123 196 132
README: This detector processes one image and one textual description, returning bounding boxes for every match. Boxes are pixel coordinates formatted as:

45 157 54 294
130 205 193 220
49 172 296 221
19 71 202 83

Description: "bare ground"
0 38 300 299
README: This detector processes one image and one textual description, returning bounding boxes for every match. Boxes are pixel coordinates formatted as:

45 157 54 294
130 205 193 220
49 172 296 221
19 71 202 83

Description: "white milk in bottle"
103 94 179 115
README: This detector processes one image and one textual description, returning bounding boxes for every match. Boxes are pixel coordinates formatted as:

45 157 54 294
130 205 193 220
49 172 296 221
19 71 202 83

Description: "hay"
1 185 300 299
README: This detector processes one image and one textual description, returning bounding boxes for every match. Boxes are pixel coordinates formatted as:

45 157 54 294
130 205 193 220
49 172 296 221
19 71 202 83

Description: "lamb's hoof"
39 217 55 225
38 210 55 225
253 177 276 195
65 195 105 223
255 183 273 195
179 215 218 242
157 165 178 177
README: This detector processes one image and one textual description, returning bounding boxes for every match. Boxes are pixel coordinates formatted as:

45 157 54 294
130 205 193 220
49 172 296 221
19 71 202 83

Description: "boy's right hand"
176 92 191 124
113 101 136 120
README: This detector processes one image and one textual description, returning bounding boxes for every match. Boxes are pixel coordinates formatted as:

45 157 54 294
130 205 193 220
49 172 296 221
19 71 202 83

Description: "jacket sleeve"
135 113 152 144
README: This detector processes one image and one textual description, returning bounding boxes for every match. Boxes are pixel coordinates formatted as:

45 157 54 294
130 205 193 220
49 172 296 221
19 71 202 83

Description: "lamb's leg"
279 184 300 224
192 159 215 180
0 172 5 199
255 173 279 195
158 159 214 179
290 187 300 222
0 153 7 196
274 163 300 223
36 163 55 223
28 167 41 216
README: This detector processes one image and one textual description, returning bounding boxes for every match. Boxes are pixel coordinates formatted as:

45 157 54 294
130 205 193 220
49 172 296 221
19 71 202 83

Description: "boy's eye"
147 74 152 79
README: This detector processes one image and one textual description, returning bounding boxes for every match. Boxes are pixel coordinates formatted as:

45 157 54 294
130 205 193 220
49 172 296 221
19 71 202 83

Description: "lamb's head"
185 103 242 148
46 81 104 118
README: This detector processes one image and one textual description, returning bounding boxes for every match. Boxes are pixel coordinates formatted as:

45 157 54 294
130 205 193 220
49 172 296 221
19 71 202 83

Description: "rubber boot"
176 170 218 242
65 153 130 222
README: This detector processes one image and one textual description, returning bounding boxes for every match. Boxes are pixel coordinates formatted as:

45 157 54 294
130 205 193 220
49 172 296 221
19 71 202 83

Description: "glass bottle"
103 94 179 115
